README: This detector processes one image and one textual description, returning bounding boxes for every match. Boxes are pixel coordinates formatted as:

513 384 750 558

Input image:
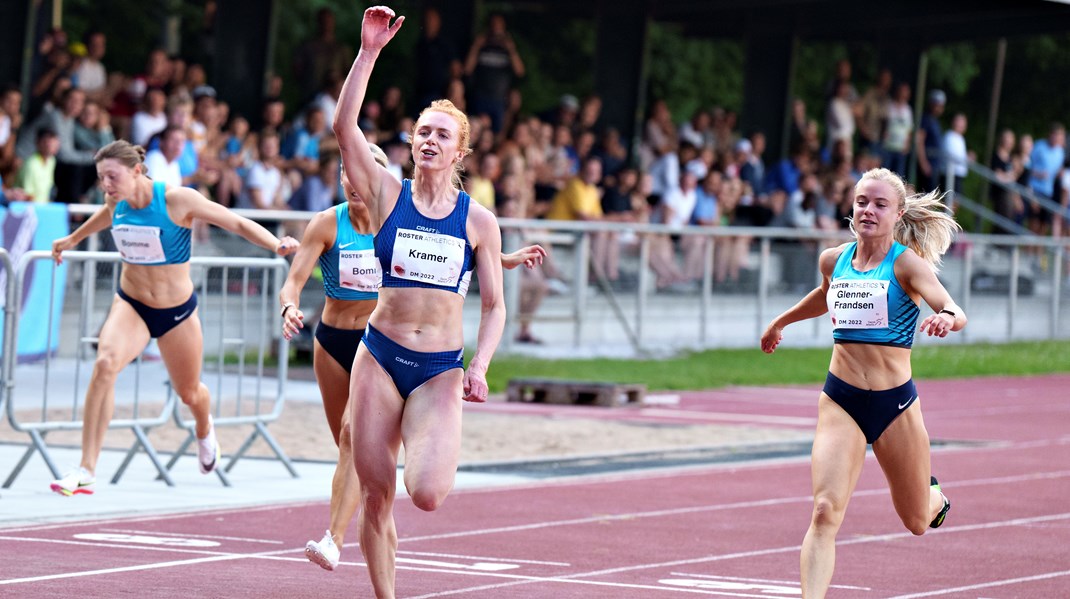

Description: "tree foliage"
646 23 744 123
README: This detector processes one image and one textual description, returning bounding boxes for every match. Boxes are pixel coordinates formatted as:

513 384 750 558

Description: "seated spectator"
285 105 331 179
468 152 500 213
713 176 751 287
74 100 115 153
990 129 1023 233
882 82 913 176
238 131 285 210
215 114 255 207
546 155 603 222
19 88 97 203
0 85 22 181
289 154 339 213
595 167 642 283
72 31 110 103
682 170 722 281
594 127 628 178
144 126 186 188
130 87 168 147
16 128 59 204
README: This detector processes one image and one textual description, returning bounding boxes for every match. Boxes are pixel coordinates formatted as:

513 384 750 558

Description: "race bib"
111 225 166 264
339 249 381 292
828 278 890 329
390 228 465 287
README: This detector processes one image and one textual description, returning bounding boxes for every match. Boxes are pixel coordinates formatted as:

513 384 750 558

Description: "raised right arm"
334 6 404 219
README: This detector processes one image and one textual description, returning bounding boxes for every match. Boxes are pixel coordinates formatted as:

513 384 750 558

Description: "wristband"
280 302 295 317
939 309 956 318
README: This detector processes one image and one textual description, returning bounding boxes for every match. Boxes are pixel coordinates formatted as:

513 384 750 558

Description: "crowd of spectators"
2 10 1068 306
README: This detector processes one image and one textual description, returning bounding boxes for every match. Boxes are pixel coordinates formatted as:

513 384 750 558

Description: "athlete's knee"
811 494 847 529
337 419 352 449
173 381 207 405
360 482 394 518
409 486 449 512
92 352 125 380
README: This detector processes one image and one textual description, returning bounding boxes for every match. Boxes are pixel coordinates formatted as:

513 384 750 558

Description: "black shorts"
117 287 197 339
822 371 918 444
314 321 363 373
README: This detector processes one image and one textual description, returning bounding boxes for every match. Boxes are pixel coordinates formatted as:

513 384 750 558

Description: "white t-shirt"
131 111 168 147
0 114 10 146
662 187 697 228
826 97 855 144
241 162 282 209
145 149 182 188
73 60 107 92
883 102 913 152
943 131 968 177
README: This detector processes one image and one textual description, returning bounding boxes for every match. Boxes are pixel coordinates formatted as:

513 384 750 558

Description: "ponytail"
894 190 961 272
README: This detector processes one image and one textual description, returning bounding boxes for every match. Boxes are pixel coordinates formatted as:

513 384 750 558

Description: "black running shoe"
929 475 951 528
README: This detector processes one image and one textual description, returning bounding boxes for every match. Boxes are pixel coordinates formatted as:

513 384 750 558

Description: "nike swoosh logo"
898 398 915 409
174 310 191 321
114 213 128 219
339 241 357 249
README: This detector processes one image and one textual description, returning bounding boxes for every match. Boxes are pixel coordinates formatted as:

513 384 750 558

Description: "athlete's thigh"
401 369 464 473
98 296 152 367
314 339 351 446
811 393 868 504
156 307 205 390
872 400 931 511
349 346 404 481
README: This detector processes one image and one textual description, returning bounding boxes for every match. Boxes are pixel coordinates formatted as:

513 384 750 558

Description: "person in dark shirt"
414 7 460 111
463 12 525 133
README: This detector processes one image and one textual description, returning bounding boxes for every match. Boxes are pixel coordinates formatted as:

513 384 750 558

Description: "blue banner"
0 203 69 362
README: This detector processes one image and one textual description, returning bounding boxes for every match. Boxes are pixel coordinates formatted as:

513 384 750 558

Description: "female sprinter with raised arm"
760 167 966 598
334 7 508 596
49 140 299 496
279 146 544 571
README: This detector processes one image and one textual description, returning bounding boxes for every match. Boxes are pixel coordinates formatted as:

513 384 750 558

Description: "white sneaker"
197 417 220 474
305 530 340 571
51 467 95 496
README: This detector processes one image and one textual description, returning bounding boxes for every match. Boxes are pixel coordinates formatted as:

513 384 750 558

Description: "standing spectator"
15 128 59 204
464 12 525 133
144 126 186 188
825 80 856 151
787 98 809 154
990 129 1022 233
0 86 22 181
679 108 713 149
575 94 603 137
1027 123 1066 228
663 169 699 229
414 6 460 110
882 82 913 176
293 8 353 103
824 58 858 102
377 85 406 135
857 69 892 154
594 127 628 178
286 105 331 179
130 87 168 147
239 131 285 210
941 113 970 196
915 89 946 192
311 75 343 129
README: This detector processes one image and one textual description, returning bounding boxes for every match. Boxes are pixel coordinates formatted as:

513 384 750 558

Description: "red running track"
2 375 1068 598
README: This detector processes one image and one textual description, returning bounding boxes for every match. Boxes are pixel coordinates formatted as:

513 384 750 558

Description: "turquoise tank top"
111 181 191 265
319 203 379 300
827 241 920 348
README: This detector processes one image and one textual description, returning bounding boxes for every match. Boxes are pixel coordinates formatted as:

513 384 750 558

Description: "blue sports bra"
374 179 474 297
318 203 380 301
827 241 920 348
111 181 191 265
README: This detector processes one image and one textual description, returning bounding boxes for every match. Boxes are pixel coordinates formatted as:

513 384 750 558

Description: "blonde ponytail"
852 168 961 272
894 189 961 271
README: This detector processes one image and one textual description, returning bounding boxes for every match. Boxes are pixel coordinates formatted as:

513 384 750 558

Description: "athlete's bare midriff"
368 286 465 351
119 263 195 307
320 297 376 330
829 342 913 391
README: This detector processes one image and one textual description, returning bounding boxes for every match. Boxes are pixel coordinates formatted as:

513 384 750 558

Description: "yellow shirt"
546 177 602 221
16 153 56 204
468 177 496 211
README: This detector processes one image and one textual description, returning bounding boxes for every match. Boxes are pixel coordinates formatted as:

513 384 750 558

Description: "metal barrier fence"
2 250 293 488
0 249 13 421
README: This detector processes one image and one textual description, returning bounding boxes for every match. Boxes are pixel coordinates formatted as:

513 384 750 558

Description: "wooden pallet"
505 378 646 407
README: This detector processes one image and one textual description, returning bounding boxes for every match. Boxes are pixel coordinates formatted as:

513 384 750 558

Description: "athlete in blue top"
278 146 544 572
761 168 967 598
49 139 299 496
333 7 510 596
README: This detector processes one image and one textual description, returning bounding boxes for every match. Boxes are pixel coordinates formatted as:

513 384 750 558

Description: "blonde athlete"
761 168 965 598
49 140 299 496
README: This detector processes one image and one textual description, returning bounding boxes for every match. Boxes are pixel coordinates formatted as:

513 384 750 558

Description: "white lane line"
397 550 570 566
669 571 871 591
0 545 299 585
403 469 1070 543
101 528 284 545
638 408 817 426
885 569 1070 598
405 512 1070 597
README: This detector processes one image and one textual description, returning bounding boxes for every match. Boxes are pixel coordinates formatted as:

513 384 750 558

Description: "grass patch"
484 341 1070 393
